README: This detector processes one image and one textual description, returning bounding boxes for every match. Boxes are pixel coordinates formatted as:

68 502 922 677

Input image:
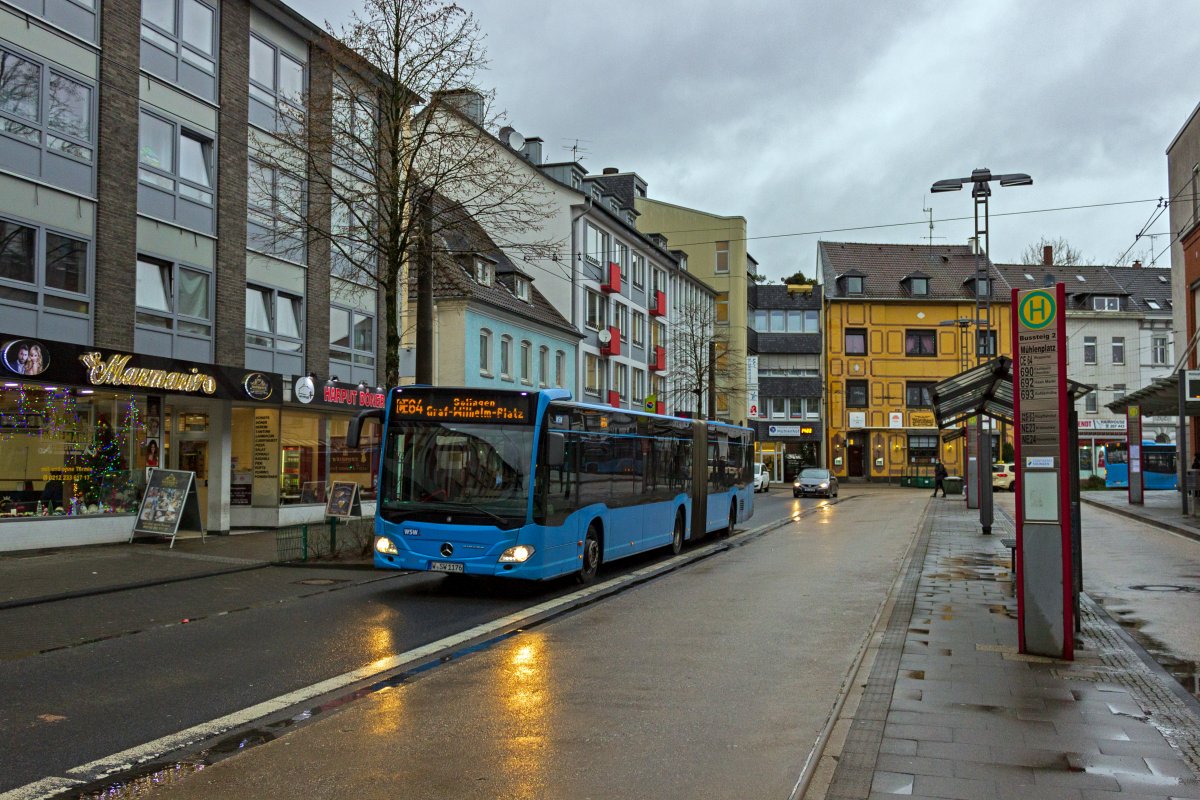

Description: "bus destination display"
393 393 532 422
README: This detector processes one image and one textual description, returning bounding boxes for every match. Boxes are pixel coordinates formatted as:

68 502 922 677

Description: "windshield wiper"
433 500 509 526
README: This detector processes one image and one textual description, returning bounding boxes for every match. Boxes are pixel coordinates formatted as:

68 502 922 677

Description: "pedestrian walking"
932 460 948 497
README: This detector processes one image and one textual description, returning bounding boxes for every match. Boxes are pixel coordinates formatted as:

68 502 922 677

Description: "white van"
753 463 770 493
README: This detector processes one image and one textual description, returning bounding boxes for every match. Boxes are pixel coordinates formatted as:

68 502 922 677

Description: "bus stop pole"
1180 369 1189 517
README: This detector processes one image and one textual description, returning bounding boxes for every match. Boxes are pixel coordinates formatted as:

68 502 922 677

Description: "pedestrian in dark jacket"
932 461 948 497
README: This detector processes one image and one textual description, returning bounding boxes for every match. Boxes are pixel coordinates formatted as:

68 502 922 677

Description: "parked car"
992 462 1017 491
794 467 838 498
753 463 770 493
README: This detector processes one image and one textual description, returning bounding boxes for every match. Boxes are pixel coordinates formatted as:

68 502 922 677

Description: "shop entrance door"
848 444 865 477
168 408 210 530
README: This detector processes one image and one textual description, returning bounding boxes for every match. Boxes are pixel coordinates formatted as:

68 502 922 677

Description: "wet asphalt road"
0 489 838 794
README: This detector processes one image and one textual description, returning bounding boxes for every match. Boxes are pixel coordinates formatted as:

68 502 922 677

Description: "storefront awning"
930 356 1093 429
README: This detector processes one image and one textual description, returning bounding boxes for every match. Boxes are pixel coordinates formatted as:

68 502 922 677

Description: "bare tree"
1020 236 1085 267
249 0 554 385
662 300 743 420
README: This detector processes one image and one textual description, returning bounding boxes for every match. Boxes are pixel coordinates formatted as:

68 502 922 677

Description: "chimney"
968 236 979 254
603 167 619 175
435 88 484 125
1042 245 1053 266
520 137 543 165
1132 259 1142 268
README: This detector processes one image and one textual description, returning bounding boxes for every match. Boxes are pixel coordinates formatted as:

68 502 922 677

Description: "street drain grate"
295 578 350 586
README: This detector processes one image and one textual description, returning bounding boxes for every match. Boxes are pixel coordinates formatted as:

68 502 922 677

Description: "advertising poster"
325 481 360 518
133 468 202 546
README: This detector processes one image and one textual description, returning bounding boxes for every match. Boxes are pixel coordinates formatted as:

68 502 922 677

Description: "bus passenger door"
691 422 708 539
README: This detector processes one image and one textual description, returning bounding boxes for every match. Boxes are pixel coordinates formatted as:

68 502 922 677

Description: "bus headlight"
499 545 535 563
375 537 399 555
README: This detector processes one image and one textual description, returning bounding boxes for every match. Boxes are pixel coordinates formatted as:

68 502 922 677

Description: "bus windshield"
380 421 534 523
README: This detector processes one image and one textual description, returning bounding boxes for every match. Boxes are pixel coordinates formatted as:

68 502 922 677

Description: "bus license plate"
429 561 464 573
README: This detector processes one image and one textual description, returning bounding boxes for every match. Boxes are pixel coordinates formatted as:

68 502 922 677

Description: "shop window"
0 216 91 341
134 254 212 360
0 47 95 195
247 158 306 262
0 387 150 518
907 434 938 464
137 110 215 233
248 32 305 133
140 0 218 100
329 305 375 384
245 284 304 373
904 329 936 357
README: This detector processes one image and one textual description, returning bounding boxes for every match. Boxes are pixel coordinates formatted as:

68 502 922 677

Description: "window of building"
976 330 997 357
1112 384 1126 403
715 292 729 324
473 258 494 286
329 306 375 373
906 381 934 408
1084 392 1097 413
248 33 305 132
538 346 549 387
245 284 302 353
845 275 863 294
514 277 531 302
479 329 492 376
714 241 729 273
632 310 645 346
519 340 532 385
0 48 95 194
332 81 375 169
140 0 217 100
1145 299 1161 310
846 379 868 408
1093 296 1120 311
1083 336 1097 365
585 290 606 330
614 362 628 400
583 352 601 395
615 241 628 283
613 302 629 341
555 350 566 388
752 309 767 331
845 328 867 355
632 253 645 288
975 277 989 298
1152 335 1168 366
499 335 513 380
909 276 929 296
1112 336 1125 365
904 329 936 357
247 159 306 262
8 0 98 41
138 110 215 231
652 269 666 294
0 217 90 330
804 310 819 332
585 223 609 264
632 368 645 403
135 255 211 339
907 434 938 464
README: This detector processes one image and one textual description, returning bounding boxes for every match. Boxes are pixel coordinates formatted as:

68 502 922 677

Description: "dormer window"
514 277 531 302
975 277 989 298
1093 296 1119 311
474 259 494 287
909 277 929 296
846 275 863 294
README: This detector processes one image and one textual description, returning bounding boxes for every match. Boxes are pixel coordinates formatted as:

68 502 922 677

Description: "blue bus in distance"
1104 441 1178 490
347 386 755 582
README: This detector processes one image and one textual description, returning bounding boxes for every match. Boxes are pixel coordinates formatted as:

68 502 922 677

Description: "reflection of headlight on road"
499 544 535 563
375 537 398 555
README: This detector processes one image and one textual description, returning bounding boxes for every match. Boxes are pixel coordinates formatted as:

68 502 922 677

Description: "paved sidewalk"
0 528 370 609
1082 489 1200 544
819 495 1200 800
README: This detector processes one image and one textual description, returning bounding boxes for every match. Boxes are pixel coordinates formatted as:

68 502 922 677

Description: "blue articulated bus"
347 386 754 582
1105 441 1178 490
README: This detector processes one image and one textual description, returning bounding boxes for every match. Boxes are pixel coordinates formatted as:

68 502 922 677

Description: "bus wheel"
577 525 601 584
670 510 685 555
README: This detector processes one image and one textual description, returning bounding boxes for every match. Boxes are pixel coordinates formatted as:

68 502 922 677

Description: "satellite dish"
597 329 612 345
499 126 525 151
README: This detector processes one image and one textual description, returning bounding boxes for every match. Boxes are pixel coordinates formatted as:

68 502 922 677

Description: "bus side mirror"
546 432 565 467
346 408 384 448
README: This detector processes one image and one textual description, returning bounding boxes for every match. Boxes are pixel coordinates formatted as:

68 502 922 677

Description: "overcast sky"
292 0 1198 283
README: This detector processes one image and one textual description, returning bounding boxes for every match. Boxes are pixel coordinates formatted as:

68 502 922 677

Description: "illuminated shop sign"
324 385 387 408
392 392 533 422
80 352 217 394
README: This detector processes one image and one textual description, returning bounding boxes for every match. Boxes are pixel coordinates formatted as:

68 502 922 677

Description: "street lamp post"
931 168 1032 532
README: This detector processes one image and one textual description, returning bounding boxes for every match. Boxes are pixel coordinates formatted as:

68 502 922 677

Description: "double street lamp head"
930 168 1033 196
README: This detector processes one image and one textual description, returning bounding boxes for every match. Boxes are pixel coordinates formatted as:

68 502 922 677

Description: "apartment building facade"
0 0 390 548
819 242 1013 482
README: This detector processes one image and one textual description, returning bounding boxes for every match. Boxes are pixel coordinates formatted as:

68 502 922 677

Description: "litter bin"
943 476 963 495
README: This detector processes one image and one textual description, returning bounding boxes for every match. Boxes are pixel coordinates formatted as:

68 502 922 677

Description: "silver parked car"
793 467 838 498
